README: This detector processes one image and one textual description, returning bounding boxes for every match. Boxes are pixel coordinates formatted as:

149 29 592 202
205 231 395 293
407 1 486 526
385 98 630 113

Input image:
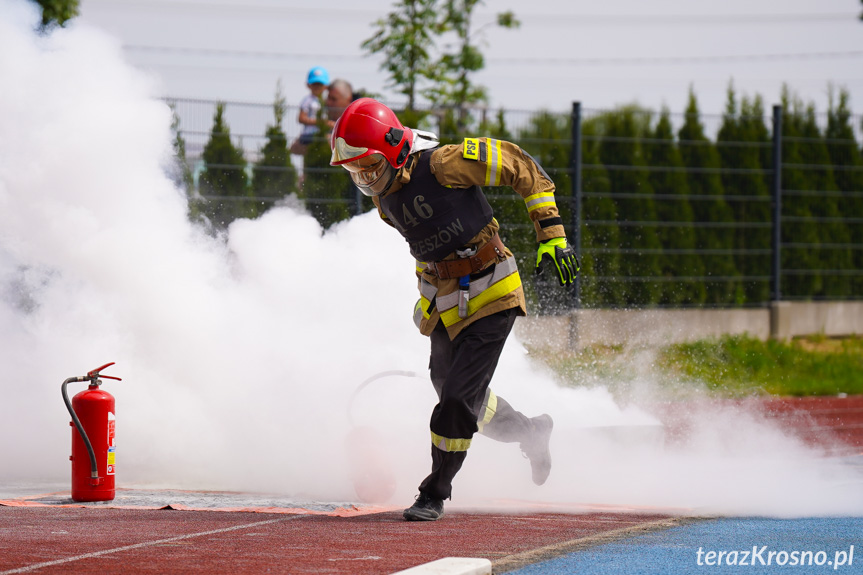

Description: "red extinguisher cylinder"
70 385 116 502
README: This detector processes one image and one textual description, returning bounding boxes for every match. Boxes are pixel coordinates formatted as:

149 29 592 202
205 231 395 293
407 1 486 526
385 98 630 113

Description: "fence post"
771 104 783 302
570 101 582 309
568 102 583 351
769 104 791 340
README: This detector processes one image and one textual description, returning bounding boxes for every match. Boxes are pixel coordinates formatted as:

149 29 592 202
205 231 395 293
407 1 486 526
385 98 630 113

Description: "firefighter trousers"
418 307 535 500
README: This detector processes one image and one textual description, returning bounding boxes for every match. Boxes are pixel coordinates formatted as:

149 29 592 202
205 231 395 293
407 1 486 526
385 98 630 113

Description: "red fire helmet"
330 98 413 169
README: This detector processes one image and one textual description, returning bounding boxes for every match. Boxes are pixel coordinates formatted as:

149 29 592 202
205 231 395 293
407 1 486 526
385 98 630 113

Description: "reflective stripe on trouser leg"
476 388 498 433
478 393 534 443
427 308 518 443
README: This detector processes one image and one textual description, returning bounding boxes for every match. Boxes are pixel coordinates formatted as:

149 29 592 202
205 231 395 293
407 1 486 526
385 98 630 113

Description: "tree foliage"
425 0 519 134
826 87 863 296
678 89 742 304
32 0 79 30
514 110 574 311
716 86 771 303
363 0 518 133
252 83 297 208
579 115 620 306
199 102 253 229
166 101 199 224
301 118 356 230
780 87 824 298
362 0 440 112
596 106 663 305
796 98 851 298
647 108 706 305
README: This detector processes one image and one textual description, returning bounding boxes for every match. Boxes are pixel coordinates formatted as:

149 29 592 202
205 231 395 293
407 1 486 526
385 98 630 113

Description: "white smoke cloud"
1 0 861 515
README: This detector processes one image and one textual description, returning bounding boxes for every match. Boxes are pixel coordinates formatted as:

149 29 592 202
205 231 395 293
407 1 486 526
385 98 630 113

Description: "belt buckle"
456 245 477 259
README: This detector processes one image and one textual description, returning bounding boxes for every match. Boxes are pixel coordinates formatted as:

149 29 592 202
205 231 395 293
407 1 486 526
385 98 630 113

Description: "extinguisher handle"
87 362 122 381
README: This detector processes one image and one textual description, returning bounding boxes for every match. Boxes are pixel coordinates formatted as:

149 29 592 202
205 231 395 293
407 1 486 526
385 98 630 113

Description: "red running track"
2 394 860 574
0 506 678 574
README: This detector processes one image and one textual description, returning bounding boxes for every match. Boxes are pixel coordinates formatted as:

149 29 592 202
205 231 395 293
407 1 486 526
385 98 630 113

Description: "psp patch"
462 138 486 162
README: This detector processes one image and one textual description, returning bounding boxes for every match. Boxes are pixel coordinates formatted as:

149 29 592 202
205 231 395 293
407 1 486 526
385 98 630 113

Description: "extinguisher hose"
61 377 99 480
346 370 426 428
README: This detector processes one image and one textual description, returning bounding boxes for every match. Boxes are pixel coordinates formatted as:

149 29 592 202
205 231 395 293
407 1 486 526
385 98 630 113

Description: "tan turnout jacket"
373 137 566 339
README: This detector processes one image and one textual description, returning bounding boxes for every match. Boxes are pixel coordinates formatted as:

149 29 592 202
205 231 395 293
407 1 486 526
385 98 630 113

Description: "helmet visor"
330 136 370 165
342 154 394 197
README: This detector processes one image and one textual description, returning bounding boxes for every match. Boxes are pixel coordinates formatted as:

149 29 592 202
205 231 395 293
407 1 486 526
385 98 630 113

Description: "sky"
3 0 863 513
74 0 863 121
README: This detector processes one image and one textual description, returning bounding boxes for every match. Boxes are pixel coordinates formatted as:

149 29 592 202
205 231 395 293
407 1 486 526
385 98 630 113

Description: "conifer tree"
597 106 663 306
199 102 252 229
646 108 706 305
798 100 851 297
716 86 772 304
301 117 355 230
678 89 741 304
167 102 194 195
826 88 863 296
779 88 823 297
478 109 514 142
253 83 297 213
580 115 620 306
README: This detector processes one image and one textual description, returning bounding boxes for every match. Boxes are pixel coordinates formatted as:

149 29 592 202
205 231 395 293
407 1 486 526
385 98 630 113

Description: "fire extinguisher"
61 362 121 502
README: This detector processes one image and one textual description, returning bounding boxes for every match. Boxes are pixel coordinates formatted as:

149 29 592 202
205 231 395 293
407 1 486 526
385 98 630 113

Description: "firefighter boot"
403 492 445 521
521 414 554 485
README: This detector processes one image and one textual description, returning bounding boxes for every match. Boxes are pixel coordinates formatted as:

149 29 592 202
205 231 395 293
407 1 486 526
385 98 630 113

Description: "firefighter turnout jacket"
372 137 567 340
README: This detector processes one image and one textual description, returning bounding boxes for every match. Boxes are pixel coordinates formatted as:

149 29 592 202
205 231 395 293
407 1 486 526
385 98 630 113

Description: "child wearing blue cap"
292 66 330 155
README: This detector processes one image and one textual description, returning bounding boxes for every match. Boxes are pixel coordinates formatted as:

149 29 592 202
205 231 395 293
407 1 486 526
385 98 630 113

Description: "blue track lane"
507 518 863 574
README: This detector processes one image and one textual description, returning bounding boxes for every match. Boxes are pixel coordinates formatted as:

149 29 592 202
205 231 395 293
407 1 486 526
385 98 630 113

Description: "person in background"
291 66 329 156
325 78 355 127
329 98 579 521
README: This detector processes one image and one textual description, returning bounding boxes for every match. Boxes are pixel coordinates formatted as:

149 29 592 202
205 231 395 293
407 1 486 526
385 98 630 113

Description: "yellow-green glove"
535 237 580 286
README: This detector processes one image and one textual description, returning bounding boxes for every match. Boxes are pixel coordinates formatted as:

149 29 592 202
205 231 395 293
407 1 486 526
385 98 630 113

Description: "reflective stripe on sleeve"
485 139 503 186
524 191 557 213
431 431 472 452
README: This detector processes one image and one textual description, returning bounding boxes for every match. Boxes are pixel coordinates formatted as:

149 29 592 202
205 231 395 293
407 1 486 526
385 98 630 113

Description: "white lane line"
391 557 492 575
1 516 302 574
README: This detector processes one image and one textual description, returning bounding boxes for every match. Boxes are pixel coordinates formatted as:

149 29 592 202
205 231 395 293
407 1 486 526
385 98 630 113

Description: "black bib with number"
379 151 494 262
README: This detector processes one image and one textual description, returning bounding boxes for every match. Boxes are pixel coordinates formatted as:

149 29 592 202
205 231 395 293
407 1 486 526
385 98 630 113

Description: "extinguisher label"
107 412 116 475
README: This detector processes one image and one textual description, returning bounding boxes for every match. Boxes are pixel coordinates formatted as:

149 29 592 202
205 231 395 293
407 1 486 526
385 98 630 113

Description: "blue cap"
307 66 330 86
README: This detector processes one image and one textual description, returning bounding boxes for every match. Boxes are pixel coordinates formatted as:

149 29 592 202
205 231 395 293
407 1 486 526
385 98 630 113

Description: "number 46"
401 195 434 228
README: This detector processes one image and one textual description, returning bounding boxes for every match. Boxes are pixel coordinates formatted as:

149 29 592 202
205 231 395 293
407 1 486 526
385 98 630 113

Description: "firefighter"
330 98 579 521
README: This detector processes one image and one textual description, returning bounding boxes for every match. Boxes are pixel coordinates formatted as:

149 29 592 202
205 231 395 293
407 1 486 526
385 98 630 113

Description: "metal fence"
170 97 863 310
